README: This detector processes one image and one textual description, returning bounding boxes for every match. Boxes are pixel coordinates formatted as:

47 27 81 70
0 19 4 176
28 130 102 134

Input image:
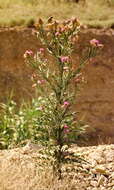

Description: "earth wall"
0 27 114 143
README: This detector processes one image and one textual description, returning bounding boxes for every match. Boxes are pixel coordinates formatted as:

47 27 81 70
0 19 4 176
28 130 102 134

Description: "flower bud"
37 80 45 84
39 48 45 54
32 83 37 88
55 31 60 36
47 16 53 23
24 50 33 59
38 18 43 25
60 56 69 63
61 101 70 109
64 125 69 129
90 39 103 48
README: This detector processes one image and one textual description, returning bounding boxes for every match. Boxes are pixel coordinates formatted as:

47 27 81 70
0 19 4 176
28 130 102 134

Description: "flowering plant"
24 17 103 179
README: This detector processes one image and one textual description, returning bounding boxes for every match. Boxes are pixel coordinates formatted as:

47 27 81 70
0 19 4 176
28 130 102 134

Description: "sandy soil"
0 143 114 190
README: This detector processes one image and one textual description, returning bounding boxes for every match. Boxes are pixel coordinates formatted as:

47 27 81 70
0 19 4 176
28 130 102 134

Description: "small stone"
97 158 106 164
97 175 105 187
95 166 107 175
110 173 114 180
108 181 114 187
105 151 114 162
100 187 107 190
91 160 97 167
90 180 97 187
91 168 97 174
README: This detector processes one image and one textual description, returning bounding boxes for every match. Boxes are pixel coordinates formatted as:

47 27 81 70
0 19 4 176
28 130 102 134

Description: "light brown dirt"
0 27 114 142
0 144 114 190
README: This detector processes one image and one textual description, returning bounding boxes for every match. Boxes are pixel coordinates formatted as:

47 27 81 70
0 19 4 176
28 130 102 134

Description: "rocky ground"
0 143 114 190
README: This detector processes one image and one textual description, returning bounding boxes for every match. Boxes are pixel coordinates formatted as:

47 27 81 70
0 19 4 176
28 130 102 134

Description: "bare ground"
0 143 114 190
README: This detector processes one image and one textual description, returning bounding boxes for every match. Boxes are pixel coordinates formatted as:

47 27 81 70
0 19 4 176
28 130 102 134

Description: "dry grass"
0 0 114 28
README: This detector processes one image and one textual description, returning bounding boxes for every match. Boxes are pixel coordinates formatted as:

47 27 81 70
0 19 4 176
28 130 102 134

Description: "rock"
97 175 106 187
110 173 114 180
22 142 43 154
95 166 108 175
89 151 106 164
105 151 114 162
90 180 97 187
108 181 114 188
91 160 97 167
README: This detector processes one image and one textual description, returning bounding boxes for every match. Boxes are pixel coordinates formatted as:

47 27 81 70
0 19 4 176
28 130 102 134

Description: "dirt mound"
0 144 114 190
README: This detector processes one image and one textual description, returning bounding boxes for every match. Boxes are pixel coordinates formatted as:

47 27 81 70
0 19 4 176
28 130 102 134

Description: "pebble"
90 180 98 187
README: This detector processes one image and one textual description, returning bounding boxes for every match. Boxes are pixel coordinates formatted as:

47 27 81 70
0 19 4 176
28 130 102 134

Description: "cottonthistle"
24 17 103 179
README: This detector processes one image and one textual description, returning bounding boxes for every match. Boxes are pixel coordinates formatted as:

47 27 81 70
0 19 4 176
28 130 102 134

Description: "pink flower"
37 80 45 84
24 50 33 58
90 39 99 46
55 32 60 36
63 101 70 106
61 101 70 108
39 48 45 54
90 39 103 48
60 56 69 63
61 27 66 32
64 129 69 133
38 106 44 111
64 125 69 129
63 125 69 133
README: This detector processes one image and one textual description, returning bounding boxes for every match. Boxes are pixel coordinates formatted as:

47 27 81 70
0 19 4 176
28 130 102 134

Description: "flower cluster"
33 17 82 61
35 17 80 34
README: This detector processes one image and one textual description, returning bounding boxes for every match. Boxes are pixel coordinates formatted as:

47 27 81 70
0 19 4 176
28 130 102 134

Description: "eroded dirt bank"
0 27 114 143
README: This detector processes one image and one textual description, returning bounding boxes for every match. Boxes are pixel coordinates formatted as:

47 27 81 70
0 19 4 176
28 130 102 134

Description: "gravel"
0 143 114 190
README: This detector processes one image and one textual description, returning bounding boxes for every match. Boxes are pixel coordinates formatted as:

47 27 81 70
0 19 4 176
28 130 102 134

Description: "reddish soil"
0 27 114 144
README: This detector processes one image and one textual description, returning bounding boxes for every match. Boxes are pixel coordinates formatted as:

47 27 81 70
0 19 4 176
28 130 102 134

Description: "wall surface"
0 27 114 143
